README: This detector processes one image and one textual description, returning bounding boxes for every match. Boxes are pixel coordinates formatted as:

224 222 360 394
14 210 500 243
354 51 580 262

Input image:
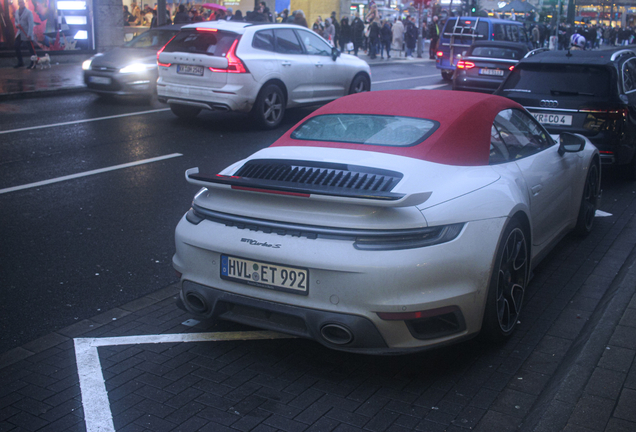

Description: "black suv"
495 48 636 179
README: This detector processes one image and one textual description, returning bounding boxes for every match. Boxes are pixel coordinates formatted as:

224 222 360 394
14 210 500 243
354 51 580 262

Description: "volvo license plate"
532 113 572 126
479 68 504 76
177 64 204 76
221 255 309 295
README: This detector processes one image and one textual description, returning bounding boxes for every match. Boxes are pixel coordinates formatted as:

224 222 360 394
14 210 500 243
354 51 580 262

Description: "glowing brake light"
209 39 248 73
156 34 176 68
436 51 443 58
196 27 217 32
456 60 475 69
509 65 515 71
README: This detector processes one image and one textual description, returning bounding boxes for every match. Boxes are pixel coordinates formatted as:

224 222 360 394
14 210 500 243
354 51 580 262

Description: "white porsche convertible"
172 90 600 354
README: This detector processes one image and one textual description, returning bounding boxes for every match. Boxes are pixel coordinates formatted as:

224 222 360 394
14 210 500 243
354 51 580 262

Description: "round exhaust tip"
184 292 209 314
320 324 354 345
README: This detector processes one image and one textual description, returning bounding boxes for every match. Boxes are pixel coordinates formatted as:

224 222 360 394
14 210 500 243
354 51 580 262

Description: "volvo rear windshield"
291 114 439 147
162 29 239 56
502 64 611 98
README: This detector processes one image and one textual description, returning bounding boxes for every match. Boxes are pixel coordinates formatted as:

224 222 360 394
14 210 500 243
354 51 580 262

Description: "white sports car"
173 90 600 354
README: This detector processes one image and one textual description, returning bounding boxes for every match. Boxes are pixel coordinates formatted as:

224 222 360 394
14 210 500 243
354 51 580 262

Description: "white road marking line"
373 74 440 84
0 153 183 195
0 108 171 135
74 331 294 432
410 84 448 90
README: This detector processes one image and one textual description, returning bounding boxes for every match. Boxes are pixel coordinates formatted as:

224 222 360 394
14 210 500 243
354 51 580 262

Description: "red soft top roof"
271 90 524 166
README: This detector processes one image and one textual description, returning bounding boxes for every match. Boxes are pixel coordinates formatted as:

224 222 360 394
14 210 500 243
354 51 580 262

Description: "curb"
0 85 87 102
521 240 636 431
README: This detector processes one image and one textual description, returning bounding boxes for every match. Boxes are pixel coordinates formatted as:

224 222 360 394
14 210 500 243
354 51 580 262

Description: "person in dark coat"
405 17 417 58
173 4 190 24
380 20 392 59
331 11 340 44
352 15 365 56
368 20 380 59
339 17 352 53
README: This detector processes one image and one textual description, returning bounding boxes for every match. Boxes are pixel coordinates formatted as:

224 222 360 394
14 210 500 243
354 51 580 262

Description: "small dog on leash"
29 53 51 69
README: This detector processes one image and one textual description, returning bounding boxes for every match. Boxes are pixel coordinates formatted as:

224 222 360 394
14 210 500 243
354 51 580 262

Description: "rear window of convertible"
162 29 239 56
290 114 438 146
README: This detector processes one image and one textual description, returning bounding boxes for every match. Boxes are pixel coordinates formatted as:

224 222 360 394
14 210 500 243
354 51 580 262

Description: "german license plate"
177 64 204 76
89 76 111 85
532 113 573 126
479 68 504 76
221 255 308 295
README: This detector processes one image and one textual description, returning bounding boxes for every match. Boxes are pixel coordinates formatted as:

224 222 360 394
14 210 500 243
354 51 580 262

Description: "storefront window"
0 0 95 53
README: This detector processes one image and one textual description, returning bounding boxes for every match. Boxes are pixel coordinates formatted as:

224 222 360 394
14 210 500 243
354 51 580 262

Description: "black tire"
441 70 454 82
481 219 529 343
252 84 285 130
349 74 371 94
170 104 201 119
575 162 600 235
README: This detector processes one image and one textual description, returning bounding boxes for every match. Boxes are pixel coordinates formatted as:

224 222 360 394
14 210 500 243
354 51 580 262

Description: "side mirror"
558 132 586 156
331 47 341 61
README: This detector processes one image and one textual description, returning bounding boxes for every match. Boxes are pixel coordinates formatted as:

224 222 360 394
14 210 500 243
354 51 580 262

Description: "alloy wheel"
496 227 527 333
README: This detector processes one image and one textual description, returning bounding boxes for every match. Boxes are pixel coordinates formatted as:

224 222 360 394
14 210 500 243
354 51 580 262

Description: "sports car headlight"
354 223 464 251
119 63 155 74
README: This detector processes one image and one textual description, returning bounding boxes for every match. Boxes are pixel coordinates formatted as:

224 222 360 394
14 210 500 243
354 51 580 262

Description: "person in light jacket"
14 0 36 69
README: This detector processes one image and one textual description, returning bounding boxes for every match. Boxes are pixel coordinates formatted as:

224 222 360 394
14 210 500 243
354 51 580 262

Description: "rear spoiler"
185 168 432 208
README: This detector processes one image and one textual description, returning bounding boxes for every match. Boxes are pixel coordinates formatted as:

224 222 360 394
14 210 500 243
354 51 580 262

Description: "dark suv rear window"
162 29 239 56
502 64 610 98
471 46 525 60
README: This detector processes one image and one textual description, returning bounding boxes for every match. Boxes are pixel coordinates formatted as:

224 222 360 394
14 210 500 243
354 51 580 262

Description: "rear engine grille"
234 159 402 194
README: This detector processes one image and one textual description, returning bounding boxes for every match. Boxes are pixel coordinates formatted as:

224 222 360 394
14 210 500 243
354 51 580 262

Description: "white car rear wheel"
252 84 285 130
482 219 528 342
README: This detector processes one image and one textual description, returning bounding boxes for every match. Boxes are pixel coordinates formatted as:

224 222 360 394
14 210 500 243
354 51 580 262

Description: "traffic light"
470 0 477 13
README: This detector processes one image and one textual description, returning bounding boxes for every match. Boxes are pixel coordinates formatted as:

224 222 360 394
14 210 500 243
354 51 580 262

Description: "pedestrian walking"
428 16 440 59
380 20 392 59
352 14 365 56
324 18 335 46
368 20 380 59
13 0 36 69
392 18 404 57
293 10 308 27
339 17 352 53
405 17 417 58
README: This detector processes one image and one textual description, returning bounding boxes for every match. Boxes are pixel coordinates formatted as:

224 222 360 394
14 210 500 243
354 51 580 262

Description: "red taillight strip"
377 305 460 321
196 27 218 32
231 185 309 197
209 39 247 73
157 34 177 68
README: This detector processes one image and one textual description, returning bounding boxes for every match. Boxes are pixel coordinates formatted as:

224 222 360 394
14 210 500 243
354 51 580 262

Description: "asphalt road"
0 61 449 353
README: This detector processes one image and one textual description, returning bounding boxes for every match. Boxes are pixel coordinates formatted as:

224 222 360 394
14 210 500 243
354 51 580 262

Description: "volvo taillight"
209 39 248 73
156 35 176 68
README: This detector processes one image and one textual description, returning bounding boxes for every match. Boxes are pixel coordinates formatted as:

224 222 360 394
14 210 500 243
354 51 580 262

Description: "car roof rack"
610 49 635 62
523 47 549 58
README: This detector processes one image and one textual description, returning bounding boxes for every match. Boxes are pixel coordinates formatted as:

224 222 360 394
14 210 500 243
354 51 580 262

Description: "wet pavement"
1 55 636 432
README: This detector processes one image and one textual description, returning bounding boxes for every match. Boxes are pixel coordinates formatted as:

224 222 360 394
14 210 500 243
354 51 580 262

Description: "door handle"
315 63 323 67
531 184 543 195
281 61 292 67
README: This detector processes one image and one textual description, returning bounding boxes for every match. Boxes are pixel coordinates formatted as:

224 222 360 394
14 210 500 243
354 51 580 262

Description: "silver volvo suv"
157 21 371 129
